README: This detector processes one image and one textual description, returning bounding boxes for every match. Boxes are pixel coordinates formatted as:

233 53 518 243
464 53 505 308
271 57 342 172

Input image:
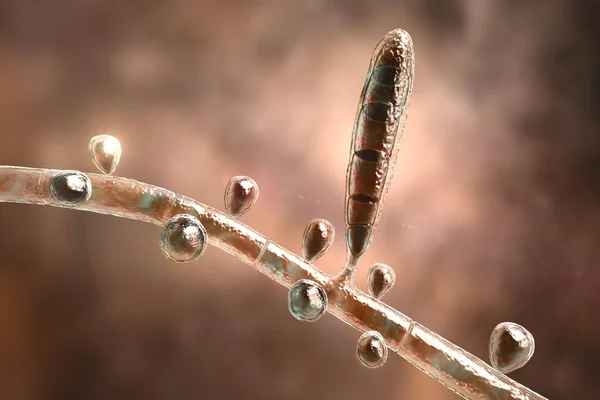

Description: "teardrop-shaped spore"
367 263 396 299
49 170 92 206
224 176 259 218
288 279 328 323
160 214 207 263
489 322 535 374
301 219 335 262
88 135 122 175
356 331 388 368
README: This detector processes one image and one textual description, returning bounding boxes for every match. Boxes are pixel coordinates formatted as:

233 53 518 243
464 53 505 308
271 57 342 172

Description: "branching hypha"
0 29 546 400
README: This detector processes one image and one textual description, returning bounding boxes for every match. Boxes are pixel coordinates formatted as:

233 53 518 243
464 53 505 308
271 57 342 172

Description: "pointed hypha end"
224 176 259 218
288 279 328 323
367 263 396 299
489 322 535 374
160 214 208 263
301 219 335 262
357 331 388 368
88 135 122 175
49 170 92 206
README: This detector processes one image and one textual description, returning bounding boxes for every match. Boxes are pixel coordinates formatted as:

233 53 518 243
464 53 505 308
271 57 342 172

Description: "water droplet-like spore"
224 176 259 218
49 170 92 206
89 135 122 175
357 331 388 368
160 214 207 263
288 279 328 323
301 219 335 262
489 322 535 374
367 263 396 299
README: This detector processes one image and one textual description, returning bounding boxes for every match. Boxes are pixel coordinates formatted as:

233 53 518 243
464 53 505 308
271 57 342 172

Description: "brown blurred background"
0 1 599 399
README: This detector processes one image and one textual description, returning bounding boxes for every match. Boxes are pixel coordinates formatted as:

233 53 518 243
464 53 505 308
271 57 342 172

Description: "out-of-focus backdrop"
0 1 599 399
